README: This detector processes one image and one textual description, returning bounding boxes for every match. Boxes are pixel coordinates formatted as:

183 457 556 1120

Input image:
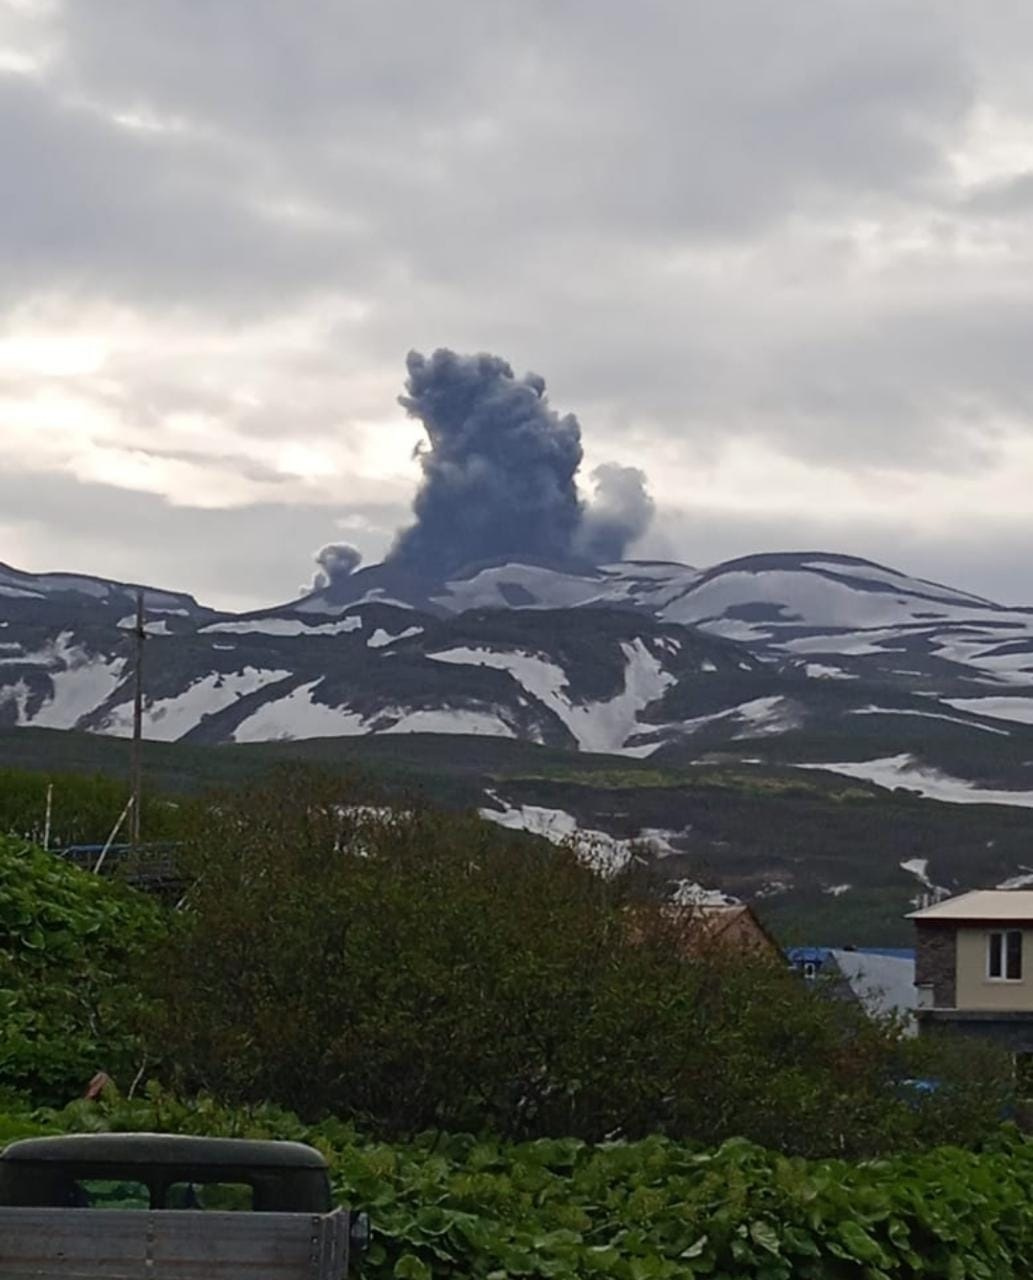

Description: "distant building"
910 890 1033 1062
685 904 782 961
625 902 782 962
787 946 917 1030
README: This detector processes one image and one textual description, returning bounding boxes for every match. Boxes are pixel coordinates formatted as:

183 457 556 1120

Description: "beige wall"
955 927 1033 1010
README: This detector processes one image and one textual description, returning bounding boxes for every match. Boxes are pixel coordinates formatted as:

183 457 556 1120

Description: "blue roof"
785 947 835 964
785 946 915 962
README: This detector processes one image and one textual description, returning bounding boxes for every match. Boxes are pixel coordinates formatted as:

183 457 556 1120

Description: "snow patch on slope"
478 796 634 874
382 709 516 737
429 639 673 754
233 681 367 742
900 857 931 886
849 705 1011 736
633 696 800 752
944 696 1033 725
799 754 1033 808
670 880 738 906
233 685 517 743
0 632 126 729
663 568 981 631
933 634 1033 684
203 616 363 637
33 654 127 729
0 680 31 721
368 626 423 648
101 667 291 741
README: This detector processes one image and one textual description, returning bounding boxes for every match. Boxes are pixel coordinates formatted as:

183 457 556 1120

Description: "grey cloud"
0 76 372 311
965 173 1033 216
54 1 970 237
0 0 972 322
0 467 400 611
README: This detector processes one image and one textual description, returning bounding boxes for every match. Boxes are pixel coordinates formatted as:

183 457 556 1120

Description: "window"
988 929 1023 981
166 1181 254 1211
71 1179 150 1209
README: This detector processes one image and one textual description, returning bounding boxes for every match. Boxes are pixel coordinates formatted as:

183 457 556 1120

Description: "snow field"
428 639 674 754
101 667 292 741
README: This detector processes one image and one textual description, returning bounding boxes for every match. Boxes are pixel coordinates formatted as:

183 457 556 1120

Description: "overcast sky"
5 1 1033 609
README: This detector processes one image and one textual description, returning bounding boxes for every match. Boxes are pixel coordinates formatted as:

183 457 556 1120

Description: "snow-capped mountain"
5 551 1033 805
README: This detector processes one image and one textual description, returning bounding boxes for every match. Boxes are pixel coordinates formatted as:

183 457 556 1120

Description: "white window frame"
987 929 1024 982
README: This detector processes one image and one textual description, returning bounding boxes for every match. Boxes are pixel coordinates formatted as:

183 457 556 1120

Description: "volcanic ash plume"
388 348 653 575
576 463 655 565
309 542 362 592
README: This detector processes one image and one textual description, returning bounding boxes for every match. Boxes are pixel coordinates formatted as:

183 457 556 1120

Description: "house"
687 904 782 960
625 902 782 962
910 890 1033 1056
786 946 917 1029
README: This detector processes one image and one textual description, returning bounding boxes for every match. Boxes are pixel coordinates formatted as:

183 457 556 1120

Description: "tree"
143 767 1010 1154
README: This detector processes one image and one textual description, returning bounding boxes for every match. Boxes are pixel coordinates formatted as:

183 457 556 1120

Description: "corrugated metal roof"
908 890 1033 921
831 950 916 1025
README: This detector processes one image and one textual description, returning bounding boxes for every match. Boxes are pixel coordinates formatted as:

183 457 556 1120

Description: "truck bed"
0 1206 350 1279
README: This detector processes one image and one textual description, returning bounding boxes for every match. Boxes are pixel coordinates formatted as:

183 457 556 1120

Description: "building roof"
908 890 1033 922
686 904 782 957
786 946 834 965
786 946 916 963
0 1134 327 1170
831 950 916 1023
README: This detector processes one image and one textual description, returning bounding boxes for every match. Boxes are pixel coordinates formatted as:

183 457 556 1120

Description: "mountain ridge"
5 549 1033 803
7 540 1033 947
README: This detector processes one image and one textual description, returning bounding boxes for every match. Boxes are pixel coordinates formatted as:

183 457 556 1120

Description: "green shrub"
0 836 162 1102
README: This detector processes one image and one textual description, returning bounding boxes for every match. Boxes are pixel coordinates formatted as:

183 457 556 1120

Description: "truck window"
166 1181 254 1211
74 1179 151 1209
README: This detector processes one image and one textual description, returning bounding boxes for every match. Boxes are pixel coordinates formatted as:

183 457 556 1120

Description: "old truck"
0 1132 369 1279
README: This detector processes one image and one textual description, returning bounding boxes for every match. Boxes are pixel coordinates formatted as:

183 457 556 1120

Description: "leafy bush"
6 1087 1033 1279
143 767 1009 1156
0 836 162 1101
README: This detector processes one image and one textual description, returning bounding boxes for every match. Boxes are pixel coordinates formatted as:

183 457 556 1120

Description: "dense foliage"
1 765 1029 1273
0 836 161 1101
5 1088 1033 1279
142 768 1009 1156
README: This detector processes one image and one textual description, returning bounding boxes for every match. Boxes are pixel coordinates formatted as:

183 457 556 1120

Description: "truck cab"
0 1132 368 1279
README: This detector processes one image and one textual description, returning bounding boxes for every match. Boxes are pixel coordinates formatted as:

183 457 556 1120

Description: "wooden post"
43 783 53 851
129 590 145 848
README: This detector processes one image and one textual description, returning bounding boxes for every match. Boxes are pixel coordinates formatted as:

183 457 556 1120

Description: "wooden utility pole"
129 590 146 848
42 783 53 851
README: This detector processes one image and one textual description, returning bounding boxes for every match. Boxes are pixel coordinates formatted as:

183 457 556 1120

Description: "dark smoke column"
389 349 584 576
388 348 653 577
